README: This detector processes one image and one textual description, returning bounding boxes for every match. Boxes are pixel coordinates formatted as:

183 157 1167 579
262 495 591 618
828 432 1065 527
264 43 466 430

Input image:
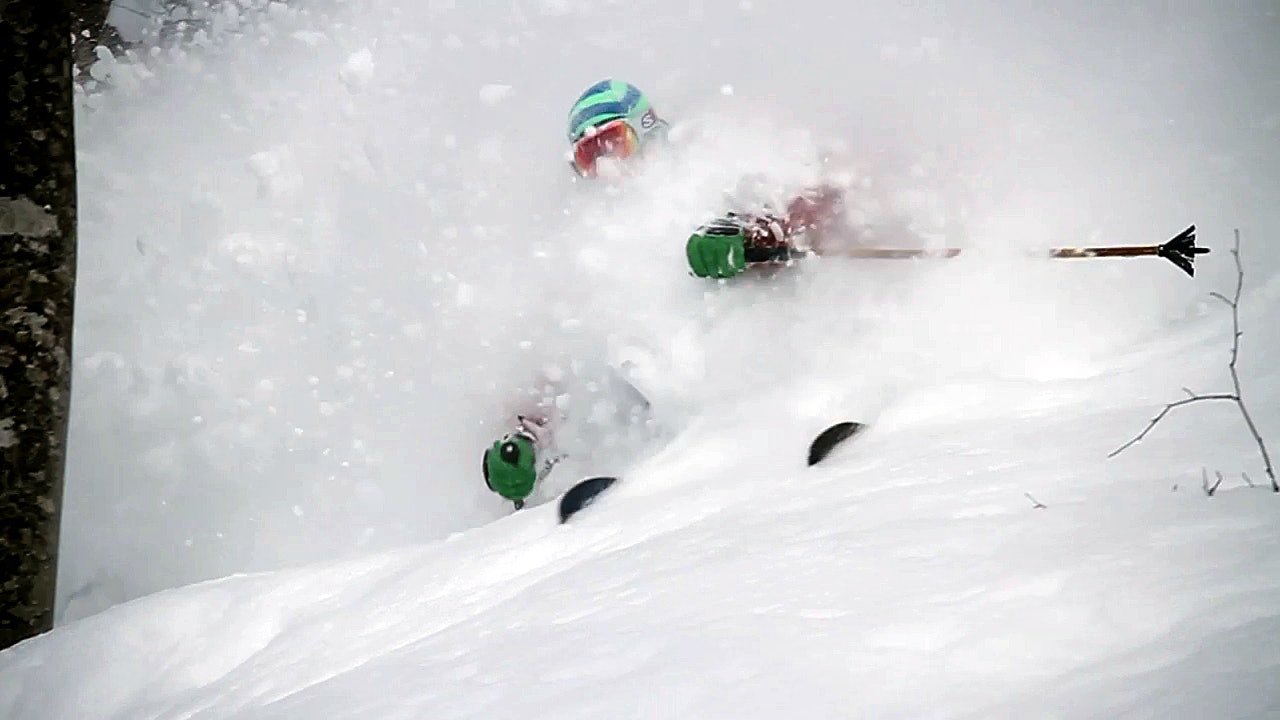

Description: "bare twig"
1110 230 1277 492
1200 467 1225 497
1024 492 1047 509
1108 393 1237 457
1242 471 1256 488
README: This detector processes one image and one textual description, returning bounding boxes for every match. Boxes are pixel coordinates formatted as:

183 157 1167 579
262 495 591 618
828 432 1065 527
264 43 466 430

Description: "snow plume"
61 0 1280 638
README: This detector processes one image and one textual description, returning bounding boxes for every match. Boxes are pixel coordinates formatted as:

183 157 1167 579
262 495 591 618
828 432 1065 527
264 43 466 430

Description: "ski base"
558 476 619 523
808 421 868 466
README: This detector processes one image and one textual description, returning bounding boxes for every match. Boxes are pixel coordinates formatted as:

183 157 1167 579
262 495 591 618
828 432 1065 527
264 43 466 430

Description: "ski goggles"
570 119 639 177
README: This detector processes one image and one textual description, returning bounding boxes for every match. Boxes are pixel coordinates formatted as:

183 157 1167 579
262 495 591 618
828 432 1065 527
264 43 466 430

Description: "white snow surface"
10 0 1280 717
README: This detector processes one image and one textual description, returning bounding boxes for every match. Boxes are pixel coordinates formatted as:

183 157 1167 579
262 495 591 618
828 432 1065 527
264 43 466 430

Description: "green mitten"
686 218 748 279
482 433 538 505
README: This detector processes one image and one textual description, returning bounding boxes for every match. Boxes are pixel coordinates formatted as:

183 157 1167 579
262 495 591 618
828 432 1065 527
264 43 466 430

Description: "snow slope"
10 0 1280 716
5 298 1280 719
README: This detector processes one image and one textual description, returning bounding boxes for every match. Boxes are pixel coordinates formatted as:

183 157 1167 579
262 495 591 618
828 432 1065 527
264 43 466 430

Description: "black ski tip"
1158 225 1208 277
558 476 619 523
807 421 868 466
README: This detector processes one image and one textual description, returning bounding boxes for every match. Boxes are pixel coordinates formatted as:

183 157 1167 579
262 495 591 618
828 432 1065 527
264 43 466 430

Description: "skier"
484 79 1203 511
481 79 676 511
481 79 853 510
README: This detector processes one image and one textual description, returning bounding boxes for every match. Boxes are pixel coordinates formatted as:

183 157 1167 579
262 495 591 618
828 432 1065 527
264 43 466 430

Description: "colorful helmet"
566 79 669 177
482 432 538 503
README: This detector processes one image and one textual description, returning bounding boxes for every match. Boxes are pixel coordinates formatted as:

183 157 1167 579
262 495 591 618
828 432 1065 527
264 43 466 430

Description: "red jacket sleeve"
784 184 844 236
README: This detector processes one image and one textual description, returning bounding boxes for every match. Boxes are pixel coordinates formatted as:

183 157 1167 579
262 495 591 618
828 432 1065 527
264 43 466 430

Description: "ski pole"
817 225 1208 277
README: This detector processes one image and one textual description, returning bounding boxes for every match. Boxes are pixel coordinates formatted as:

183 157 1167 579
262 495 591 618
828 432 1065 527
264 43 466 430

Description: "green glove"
482 433 538 507
686 218 748 279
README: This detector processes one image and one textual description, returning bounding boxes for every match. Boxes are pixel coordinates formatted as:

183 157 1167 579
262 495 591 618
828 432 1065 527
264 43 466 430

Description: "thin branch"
1111 229 1277 492
1108 393 1238 458
1242 471 1256 488
1024 492 1047 509
1220 231 1276 491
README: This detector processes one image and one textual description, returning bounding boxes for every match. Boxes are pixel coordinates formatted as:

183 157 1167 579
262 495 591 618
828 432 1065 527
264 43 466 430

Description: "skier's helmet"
482 432 538 502
566 79 669 177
